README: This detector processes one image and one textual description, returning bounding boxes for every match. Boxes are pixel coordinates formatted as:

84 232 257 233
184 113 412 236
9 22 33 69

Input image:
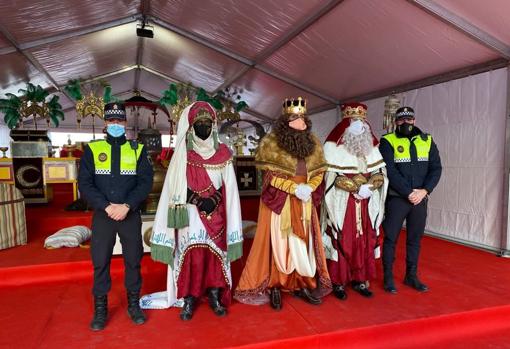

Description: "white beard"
342 128 373 158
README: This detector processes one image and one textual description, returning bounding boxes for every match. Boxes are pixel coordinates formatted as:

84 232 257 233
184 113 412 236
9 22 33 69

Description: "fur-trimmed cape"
255 132 326 178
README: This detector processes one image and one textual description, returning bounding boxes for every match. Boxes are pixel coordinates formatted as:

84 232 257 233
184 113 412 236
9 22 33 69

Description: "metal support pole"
499 65 510 257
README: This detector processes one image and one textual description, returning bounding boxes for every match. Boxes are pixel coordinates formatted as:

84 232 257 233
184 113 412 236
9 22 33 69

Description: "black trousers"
382 196 428 271
90 210 143 296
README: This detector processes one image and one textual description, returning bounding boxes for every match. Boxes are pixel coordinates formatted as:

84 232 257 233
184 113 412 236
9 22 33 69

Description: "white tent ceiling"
1 0 510 131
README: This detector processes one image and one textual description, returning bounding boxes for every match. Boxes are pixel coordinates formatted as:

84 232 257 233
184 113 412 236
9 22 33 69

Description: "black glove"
187 188 199 205
198 197 216 214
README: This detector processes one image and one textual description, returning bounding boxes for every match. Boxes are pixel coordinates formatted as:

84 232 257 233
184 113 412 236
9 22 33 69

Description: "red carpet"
0 204 91 268
1 199 510 348
0 196 260 269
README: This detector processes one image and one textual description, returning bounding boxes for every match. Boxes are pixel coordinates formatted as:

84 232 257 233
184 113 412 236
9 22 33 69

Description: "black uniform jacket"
78 134 154 211
379 127 442 198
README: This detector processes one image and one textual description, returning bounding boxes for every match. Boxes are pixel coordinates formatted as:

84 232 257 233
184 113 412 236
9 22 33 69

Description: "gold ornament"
368 173 384 189
75 91 105 126
334 175 358 192
383 94 401 132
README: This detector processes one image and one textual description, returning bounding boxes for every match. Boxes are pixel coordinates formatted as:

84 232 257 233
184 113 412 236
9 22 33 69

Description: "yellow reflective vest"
88 140 143 175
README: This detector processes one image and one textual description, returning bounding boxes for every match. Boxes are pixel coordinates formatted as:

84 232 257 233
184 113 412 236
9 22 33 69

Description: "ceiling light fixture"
136 17 154 38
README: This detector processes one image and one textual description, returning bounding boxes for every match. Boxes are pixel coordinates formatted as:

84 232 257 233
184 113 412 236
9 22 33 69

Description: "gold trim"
255 160 295 176
256 160 326 178
45 179 77 184
367 159 385 168
187 159 232 169
43 157 78 162
326 163 358 171
179 244 230 286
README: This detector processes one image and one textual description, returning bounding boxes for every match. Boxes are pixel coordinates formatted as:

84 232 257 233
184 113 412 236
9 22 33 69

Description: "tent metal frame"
2 1 510 121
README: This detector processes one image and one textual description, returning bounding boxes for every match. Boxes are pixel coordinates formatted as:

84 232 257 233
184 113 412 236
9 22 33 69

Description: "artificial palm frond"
235 101 248 112
64 79 83 101
160 83 179 106
20 83 48 102
47 95 65 127
4 110 19 128
0 93 22 128
196 88 223 110
103 85 112 103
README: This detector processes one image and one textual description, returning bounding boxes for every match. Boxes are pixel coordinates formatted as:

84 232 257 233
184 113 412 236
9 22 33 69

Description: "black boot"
270 287 282 310
90 295 108 331
404 265 429 292
294 288 322 305
180 296 195 321
207 288 227 317
383 266 397 294
352 281 373 298
332 284 347 300
127 291 146 325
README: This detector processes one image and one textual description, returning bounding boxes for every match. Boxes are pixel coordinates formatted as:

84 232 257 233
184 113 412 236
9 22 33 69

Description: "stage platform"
1 204 510 348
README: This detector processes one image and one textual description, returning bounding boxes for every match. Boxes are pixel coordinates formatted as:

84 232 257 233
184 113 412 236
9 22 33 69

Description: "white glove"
357 184 373 199
295 184 312 202
300 184 313 198
374 246 381 259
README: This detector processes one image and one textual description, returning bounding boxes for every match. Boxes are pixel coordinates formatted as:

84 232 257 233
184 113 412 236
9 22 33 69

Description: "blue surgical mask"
106 124 125 137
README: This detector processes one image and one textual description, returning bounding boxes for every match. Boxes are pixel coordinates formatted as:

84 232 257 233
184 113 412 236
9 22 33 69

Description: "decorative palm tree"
159 82 248 123
64 79 113 138
159 82 225 123
0 83 64 129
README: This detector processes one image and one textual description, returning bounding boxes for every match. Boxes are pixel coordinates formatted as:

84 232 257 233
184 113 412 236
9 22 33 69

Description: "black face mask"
396 122 414 137
193 121 212 140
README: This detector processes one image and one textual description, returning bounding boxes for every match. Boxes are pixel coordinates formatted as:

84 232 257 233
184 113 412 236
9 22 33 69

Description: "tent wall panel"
363 68 507 249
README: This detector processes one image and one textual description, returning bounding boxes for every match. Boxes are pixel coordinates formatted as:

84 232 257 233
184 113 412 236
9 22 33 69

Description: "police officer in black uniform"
379 107 442 294
78 102 153 330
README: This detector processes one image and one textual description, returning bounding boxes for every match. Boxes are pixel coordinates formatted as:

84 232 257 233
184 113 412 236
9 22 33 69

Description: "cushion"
44 225 91 249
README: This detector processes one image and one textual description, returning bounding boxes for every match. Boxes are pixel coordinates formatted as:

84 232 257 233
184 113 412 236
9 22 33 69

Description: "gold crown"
342 105 367 119
282 97 307 115
193 108 215 123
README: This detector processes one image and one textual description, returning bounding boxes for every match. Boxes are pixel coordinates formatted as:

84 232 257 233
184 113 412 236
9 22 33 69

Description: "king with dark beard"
235 97 331 310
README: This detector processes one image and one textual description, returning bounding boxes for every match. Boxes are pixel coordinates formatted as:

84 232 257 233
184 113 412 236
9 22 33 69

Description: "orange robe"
235 167 331 305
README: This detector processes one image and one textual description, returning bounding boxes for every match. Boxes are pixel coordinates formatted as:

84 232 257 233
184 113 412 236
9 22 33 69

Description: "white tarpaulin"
308 68 508 249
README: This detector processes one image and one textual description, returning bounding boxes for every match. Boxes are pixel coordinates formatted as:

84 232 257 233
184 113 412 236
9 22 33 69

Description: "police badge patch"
98 153 107 162
397 146 404 153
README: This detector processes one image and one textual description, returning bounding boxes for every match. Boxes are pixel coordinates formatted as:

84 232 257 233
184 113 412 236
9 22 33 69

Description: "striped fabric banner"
0 183 27 250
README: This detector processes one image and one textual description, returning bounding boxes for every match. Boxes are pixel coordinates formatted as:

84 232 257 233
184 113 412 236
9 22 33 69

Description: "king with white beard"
321 103 388 300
